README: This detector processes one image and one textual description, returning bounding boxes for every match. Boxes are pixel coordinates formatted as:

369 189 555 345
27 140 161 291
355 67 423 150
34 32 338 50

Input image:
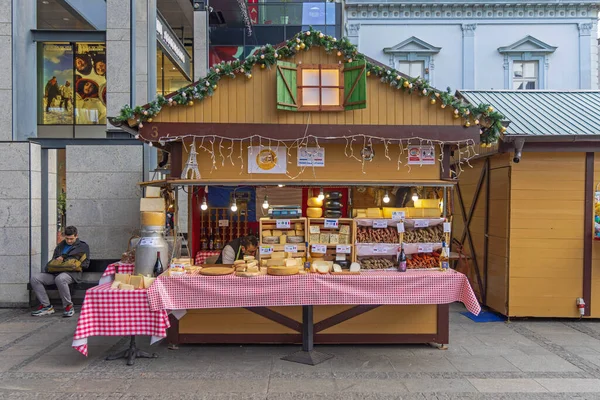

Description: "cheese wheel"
307 197 323 207
141 211 166 226
140 198 165 212
145 187 161 198
306 207 323 218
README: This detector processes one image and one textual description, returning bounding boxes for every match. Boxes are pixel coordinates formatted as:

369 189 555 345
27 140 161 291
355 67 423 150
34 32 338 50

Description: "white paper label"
397 223 405 233
139 238 159 246
443 222 452 233
276 219 291 229
391 211 405 220
336 245 351 254
284 244 298 253
218 219 229 227
309 226 321 234
311 244 327 253
373 220 388 228
374 245 389 254
324 219 339 229
418 244 434 253
260 246 273 255
335 254 346 261
414 220 430 228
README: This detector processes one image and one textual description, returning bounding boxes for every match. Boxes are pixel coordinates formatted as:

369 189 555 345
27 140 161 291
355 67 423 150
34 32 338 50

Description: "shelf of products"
198 206 249 252
307 218 354 263
258 218 307 260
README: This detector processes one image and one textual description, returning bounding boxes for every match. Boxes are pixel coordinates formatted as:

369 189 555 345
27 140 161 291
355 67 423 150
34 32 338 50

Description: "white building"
345 0 600 90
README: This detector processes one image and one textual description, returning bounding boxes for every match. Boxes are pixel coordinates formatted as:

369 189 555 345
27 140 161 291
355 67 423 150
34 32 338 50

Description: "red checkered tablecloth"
102 263 135 278
72 283 170 357
148 270 480 315
195 251 221 265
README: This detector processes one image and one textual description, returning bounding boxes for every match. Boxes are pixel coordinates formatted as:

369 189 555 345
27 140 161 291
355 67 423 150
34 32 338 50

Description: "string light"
262 195 269 209
383 190 390 204
230 198 238 212
278 184 284 187
317 187 325 201
200 196 208 211
412 191 419 202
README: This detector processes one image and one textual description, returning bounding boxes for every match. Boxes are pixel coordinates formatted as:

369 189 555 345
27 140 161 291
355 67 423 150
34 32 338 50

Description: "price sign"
418 244 434 253
309 225 321 234
284 244 298 253
324 219 339 229
443 222 452 233
311 244 327 253
373 220 388 228
397 223 405 233
260 246 273 255
276 219 291 229
336 254 346 261
414 220 430 228
391 211 405 220
373 245 389 254
336 245 351 254
218 219 229 227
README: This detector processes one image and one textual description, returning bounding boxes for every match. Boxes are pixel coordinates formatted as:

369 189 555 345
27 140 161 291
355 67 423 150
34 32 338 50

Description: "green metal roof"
458 90 600 136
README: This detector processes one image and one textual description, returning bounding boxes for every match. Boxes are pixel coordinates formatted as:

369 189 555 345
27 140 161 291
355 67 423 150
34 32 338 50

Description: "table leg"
105 336 158 366
281 305 333 366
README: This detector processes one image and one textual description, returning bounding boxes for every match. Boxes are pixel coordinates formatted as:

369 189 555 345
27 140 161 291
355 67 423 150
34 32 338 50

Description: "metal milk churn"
134 225 169 277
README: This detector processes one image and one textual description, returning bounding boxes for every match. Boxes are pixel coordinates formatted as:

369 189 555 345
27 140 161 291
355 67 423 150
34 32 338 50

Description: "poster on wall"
74 43 107 125
41 43 74 124
407 145 436 165
297 147 325 167
248 146 287 174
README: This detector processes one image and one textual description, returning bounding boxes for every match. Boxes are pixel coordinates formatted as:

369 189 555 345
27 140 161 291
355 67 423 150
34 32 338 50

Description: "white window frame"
512 60 539 90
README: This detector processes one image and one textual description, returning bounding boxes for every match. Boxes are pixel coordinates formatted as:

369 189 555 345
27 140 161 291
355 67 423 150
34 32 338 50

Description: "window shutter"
276 61 298 111
343 59 367 110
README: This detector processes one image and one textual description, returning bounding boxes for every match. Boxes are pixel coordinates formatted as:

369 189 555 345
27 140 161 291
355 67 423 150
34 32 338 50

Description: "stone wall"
66 145 143 259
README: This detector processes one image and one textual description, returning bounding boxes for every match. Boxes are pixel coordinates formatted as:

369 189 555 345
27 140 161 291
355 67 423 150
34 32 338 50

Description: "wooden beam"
584 152 594 316
245 307 303 332
313 305 381 333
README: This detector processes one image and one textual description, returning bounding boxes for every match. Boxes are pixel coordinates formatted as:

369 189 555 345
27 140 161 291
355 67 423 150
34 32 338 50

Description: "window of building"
397 61 424 79
38 42 106 126
298 65 343 111
513 61 538 90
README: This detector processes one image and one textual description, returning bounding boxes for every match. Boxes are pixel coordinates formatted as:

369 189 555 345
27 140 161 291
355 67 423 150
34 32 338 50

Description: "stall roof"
139 179 457 187
458 90 600 137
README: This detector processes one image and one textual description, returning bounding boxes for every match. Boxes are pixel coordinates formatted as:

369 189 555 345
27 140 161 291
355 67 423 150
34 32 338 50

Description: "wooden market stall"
452 90 600 318
109 30 499 345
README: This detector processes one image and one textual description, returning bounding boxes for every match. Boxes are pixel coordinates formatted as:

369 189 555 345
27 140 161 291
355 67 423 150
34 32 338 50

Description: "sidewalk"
1 304 600 399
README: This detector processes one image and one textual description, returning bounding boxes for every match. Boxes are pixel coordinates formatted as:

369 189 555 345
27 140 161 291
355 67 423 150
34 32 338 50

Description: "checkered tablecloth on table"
98 263 135 285
195 251 221 265
148 269 481 315
72 283 170 357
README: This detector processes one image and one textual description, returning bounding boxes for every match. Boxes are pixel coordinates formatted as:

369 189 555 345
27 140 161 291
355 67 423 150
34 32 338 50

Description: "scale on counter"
268 205 302 219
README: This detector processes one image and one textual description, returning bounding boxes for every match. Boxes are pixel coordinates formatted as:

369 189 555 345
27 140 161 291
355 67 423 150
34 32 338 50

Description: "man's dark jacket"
46 239 91 282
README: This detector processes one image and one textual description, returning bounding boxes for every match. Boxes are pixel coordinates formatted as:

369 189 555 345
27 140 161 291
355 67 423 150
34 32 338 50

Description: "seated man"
215 235 258 264
30 226 90 317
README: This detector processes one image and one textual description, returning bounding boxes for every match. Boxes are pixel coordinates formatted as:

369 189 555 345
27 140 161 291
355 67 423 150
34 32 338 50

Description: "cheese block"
307 207 323 218
115 273 130 284
267 266 299 276
120 284 135 291
339 225 350 235
367 208 383 218
319 233 330 244
307 197 323 207
143 276 156 289
246 260 258 268
111 281 121 289
260 259 268 267
141 211 166 227
272 230 283 237
145 186 161 198
309 233 320 243
129 275 143 289
285 258 297 267
244 255 255 261
329 234 340 245
295 258 304 266
279 235 287 244
296 230 305 238
267 258 285 267
247 265 259 273
140 198 165 212
339 234 350 245
271 252 286 259
262 230 272 237
235 265 247 272
309 225 320 234
294 222 303 231
234 260 246 265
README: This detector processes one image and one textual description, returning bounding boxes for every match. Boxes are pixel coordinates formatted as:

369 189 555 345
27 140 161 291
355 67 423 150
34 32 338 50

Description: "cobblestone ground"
2 304 600 399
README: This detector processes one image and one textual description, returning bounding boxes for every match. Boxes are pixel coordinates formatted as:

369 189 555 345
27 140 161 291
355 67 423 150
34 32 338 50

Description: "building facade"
345 0 600 90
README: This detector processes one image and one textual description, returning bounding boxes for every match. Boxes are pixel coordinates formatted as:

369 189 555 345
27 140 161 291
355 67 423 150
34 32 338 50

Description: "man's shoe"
63 304 75 318
32 305 55 316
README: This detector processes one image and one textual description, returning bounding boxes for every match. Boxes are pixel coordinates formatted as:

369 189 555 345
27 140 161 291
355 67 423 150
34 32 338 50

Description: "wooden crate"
258 218 307 260
307 218 355 262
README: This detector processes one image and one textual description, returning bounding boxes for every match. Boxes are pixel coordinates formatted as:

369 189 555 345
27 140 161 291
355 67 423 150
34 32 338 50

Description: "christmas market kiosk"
109 29 501 350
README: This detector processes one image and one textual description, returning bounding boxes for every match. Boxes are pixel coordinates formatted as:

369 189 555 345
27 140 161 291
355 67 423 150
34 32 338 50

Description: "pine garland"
115 27 505 144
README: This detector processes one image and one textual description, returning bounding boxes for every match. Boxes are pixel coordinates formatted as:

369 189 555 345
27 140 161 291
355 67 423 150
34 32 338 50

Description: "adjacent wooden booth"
452 90 600 318
110 32 497 344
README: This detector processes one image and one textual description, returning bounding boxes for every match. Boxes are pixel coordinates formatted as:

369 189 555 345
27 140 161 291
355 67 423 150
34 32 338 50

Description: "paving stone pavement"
3 304 600 399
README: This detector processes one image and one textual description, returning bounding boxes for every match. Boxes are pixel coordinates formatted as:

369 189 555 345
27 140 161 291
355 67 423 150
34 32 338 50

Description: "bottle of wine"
208 229 214 250
397 243 407 272
153 251 164 277
439 241 450 271
214 229 222 250
200 228 208 251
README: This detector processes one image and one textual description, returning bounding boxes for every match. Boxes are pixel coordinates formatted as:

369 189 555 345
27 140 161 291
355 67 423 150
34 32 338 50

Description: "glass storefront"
38 42 107 126
157 49 193 96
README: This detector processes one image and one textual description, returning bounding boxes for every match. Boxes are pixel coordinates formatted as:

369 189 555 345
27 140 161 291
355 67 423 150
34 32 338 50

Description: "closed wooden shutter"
255 187 303 218
343 60 367 110
276 61 298 111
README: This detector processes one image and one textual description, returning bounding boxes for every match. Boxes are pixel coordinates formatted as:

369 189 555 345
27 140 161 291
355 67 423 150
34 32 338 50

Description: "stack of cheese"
233 256 259 273
111 273 155 290
140 186 166 227
306 197 324 218
308 225 351 245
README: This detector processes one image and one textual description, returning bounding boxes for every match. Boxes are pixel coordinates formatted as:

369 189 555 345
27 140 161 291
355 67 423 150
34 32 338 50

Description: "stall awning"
138 179 457 187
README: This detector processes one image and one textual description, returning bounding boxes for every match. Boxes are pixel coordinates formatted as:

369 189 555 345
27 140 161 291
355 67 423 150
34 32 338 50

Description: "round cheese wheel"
306 207 323 218
307 197 324 207
141 211 166 226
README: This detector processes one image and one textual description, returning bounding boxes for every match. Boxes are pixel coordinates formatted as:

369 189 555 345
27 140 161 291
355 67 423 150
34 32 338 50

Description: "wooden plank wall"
509 152 584 318
152 48 464 127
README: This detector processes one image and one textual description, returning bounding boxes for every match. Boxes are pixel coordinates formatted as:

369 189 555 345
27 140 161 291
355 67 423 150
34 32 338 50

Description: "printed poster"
407 145 436 165
297 147 325 167
248 146 287 174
